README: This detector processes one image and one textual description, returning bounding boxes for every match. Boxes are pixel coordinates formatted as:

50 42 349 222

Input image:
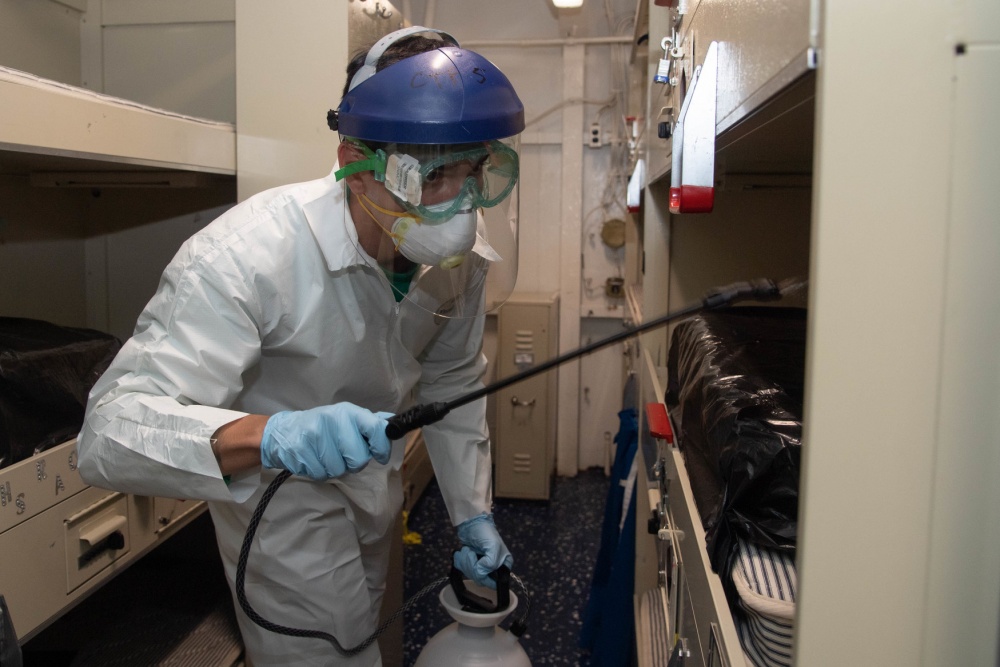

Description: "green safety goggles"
335 138 519 222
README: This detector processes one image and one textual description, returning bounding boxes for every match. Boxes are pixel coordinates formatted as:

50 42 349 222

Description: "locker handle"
510 396 536 407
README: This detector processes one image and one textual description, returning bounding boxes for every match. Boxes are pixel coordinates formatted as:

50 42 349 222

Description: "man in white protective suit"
78 26 525 666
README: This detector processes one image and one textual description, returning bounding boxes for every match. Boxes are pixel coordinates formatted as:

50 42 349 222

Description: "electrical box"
495 293 559 500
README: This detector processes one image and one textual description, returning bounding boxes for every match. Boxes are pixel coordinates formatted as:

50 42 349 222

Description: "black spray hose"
235 469 532 655
235 469 455 656
384 277 790 439
234 277 799 654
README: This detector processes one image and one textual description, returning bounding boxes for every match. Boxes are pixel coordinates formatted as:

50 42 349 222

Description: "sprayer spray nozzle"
776 276 809 299
702 279 782 309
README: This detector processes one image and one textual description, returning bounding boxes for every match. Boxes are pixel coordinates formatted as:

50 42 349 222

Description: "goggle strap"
334 156 385 182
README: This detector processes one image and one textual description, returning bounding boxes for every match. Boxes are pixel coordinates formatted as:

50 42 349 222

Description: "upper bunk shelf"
0 65 236 177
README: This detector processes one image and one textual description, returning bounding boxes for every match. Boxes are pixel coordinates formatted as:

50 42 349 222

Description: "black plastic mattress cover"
666 307 806 575
0 317 121 470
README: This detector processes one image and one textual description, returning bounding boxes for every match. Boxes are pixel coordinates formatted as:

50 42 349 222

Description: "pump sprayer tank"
415 575 530 666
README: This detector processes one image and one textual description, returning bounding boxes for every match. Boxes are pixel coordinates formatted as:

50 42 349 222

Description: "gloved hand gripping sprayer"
233 278 803 660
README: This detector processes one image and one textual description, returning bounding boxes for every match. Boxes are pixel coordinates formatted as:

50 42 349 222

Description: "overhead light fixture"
552 0 583 7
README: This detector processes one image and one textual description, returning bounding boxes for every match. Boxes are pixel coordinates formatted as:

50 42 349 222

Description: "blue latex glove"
454 513 514 590
260 403 393 480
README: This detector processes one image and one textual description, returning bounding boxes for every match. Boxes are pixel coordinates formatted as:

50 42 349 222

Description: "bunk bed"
630 0 815 665
0 65 236 644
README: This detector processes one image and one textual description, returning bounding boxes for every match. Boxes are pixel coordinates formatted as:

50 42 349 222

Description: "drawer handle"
79 515 127 546
510 396 536 407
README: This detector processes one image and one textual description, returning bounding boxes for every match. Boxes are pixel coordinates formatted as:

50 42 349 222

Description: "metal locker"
495 293 559 500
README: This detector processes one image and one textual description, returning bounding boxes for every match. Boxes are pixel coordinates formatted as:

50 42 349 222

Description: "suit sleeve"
415 304 492 527
77 240 263 503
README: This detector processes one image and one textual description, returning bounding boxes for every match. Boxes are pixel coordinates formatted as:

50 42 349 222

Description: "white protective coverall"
77 167 494 666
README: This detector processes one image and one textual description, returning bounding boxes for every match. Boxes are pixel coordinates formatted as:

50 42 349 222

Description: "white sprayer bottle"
415 566 531 666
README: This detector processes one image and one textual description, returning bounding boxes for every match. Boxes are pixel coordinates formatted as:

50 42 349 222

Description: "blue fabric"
579 408 639 666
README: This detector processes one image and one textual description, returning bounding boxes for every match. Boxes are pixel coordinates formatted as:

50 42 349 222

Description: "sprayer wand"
384 277 789 439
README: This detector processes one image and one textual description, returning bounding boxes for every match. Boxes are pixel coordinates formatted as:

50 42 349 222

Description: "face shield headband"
334 138 519 222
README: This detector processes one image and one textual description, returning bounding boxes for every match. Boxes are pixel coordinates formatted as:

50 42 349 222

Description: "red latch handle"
645 402 674 443
668 185 715 214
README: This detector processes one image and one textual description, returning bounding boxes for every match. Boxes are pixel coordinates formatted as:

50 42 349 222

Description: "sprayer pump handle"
448 561 511 614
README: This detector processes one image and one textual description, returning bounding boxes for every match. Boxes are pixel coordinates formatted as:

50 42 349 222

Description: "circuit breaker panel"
495 293 559 500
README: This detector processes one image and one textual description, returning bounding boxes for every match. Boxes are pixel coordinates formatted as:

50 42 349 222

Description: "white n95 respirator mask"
391 196 478 269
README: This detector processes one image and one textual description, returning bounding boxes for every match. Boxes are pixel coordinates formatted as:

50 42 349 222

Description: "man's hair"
341 35 446 100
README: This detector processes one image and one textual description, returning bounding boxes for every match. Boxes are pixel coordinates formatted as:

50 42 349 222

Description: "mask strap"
356 194 419 251
359 194 420 221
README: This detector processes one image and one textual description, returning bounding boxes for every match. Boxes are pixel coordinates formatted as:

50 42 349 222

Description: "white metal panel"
921 44 1000 667
796 0 954 664
51 0 87 12
557 43 585 476
639 184 671 364
101 0 233 26
0 0 82 85
234 0 348 200
645 4 676 184
956 1 1000 44
80 0 102 91
578 318 625 470
102 22 236 123
515 142 564 294
684 0 811 134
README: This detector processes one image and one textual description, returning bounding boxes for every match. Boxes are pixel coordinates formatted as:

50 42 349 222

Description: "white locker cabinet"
495 294 559 500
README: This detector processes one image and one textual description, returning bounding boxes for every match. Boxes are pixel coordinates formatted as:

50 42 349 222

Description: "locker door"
495 295 558 499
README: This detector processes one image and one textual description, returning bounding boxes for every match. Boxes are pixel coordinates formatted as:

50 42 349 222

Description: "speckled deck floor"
403 468 609 666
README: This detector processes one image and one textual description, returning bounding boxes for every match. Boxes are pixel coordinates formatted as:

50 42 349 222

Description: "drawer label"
0 482 24 515
0 442 88 533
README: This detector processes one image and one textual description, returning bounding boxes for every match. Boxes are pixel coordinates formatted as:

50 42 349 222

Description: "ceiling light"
552 0 583 7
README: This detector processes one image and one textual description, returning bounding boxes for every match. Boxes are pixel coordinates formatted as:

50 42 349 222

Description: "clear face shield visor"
337 135 520 320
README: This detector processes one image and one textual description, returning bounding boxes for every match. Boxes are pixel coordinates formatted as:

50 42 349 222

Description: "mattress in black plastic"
667 306 806 575
0 317 120 470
